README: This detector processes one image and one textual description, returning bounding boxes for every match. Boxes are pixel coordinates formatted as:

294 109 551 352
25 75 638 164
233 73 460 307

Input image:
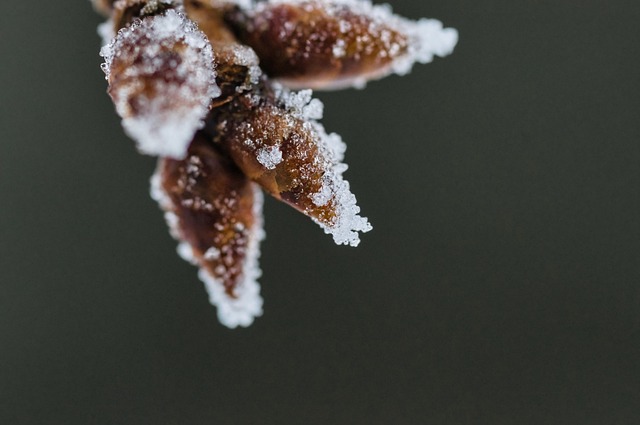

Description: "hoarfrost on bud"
307 121 372 247
392 18 459 76
100 9 220 158
212 85 371 247
276 86 325 121
271 84 372 246
199 187 265 328
152 140 266 328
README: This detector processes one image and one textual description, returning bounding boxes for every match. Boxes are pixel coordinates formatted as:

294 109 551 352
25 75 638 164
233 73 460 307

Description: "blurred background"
1 1 639 423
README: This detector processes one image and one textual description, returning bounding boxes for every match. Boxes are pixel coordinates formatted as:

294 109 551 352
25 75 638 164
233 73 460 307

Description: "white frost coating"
199 186 265 328
273 85 371 246
97 19 115 47
273 84 324 121
100 9 220 159
312 121 345 162
150 165 182 240
124 113 209 159
393 18 458 75
311 122 372 246
177 241 198 264
256 145 283 169
150 167 170 208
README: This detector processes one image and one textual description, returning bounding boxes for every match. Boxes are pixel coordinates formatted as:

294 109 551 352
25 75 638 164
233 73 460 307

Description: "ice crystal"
256 145 283 169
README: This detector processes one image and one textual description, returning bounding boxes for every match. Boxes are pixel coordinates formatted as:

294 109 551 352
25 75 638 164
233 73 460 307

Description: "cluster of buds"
94 0 457 327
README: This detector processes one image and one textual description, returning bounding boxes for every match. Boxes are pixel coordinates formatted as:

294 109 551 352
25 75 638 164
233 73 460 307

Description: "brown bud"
226 0 458 90
209 83 371 246
93 0 458 329
100 7 219 158
152 133 264 328
226 0 407 89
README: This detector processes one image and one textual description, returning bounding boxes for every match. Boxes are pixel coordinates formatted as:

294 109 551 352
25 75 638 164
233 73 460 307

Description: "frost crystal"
256 145 283 169
276 86 325 121
393 18 459 76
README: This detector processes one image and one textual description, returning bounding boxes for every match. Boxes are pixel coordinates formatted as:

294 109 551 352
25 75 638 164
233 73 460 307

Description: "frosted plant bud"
226 0 458 89
100 7 220 158
151 133 265 328
209 83 371 246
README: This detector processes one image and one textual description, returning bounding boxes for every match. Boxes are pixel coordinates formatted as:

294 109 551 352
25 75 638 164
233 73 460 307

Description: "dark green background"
1 1 639 423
